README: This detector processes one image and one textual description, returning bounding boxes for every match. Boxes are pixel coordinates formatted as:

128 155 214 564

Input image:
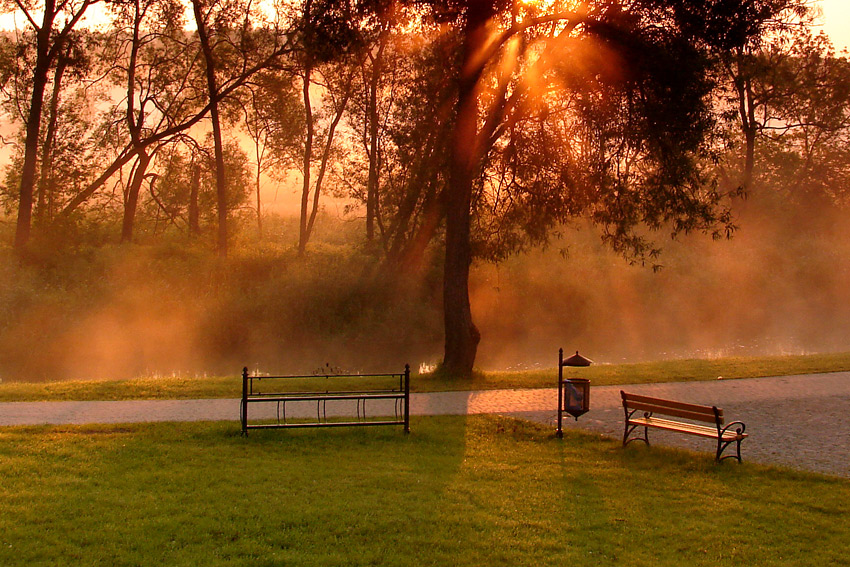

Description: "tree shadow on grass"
7 417 848 565
0 418 470 566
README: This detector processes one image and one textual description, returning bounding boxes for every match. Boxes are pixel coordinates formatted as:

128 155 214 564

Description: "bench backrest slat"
621 391 722 424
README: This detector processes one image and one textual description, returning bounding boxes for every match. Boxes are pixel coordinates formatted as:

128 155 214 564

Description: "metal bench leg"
622 408 651 447
716 438 743 463
622 423 650 447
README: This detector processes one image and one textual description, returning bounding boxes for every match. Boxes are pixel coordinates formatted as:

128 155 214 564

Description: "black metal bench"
240 366 410 435
621 391 748 462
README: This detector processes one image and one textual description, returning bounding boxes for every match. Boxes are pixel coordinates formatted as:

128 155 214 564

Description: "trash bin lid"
563 351 592 367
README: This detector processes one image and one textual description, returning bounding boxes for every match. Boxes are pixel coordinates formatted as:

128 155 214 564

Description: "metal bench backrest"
621 391 723 425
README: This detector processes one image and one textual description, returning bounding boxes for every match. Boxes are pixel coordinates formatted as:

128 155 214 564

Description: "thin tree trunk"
305 84 351 240
397 188 445 274
189 161 201 235
743 76 757 189
255 146 263 238
386 122 444 263
14 6 56 252
210 102 228 257
298 62 314 255
36 52 68 225
365 41 384 241
193 0 228 257
121 152 151 242
732 50 757 191
122 0 146 244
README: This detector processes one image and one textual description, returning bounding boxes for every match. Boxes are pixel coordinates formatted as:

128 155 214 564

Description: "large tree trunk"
442 163 479 376
441 2 493 377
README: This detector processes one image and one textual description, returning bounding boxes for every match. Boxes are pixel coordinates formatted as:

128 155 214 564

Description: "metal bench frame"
241 366 410 435
621 390 748 462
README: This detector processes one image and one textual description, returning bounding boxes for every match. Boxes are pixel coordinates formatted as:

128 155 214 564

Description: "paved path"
2 373 848 477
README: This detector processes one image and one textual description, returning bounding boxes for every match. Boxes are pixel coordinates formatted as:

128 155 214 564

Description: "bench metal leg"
623 409 650 447
716 438 744 463
622 423 650 447
717 421 746 463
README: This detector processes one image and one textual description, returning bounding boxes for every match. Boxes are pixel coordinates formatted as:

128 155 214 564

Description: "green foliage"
0 416 847 565
753 33 850 205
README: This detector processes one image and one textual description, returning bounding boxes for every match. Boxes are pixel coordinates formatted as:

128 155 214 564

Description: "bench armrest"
720 420 746 437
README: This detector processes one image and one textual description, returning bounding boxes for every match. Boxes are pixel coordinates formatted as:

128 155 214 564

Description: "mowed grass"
2 351 850 402
467 350 850 391
0 415 847 566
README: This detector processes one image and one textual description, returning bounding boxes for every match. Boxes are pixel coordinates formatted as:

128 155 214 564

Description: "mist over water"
472 201 850 370
1 193 850 383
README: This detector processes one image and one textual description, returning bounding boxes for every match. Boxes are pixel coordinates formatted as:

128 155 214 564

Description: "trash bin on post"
557 349 592 438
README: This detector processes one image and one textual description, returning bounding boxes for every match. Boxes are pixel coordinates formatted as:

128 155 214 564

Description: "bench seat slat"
628 416 747 440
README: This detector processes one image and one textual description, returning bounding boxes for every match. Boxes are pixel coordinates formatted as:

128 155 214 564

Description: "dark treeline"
1 0 849 379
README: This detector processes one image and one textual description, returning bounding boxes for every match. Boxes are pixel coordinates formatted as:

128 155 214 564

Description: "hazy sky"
820 0 850 51
0 1 848 48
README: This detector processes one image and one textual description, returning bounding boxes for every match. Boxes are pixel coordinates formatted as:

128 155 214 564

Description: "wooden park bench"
240 366 410 435
621 391 748 463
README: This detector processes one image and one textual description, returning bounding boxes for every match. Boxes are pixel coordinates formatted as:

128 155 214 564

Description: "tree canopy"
0 0 845 377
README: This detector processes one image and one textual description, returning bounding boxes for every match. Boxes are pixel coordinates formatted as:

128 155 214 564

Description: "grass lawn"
0 415 846 566
2 351 850 402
